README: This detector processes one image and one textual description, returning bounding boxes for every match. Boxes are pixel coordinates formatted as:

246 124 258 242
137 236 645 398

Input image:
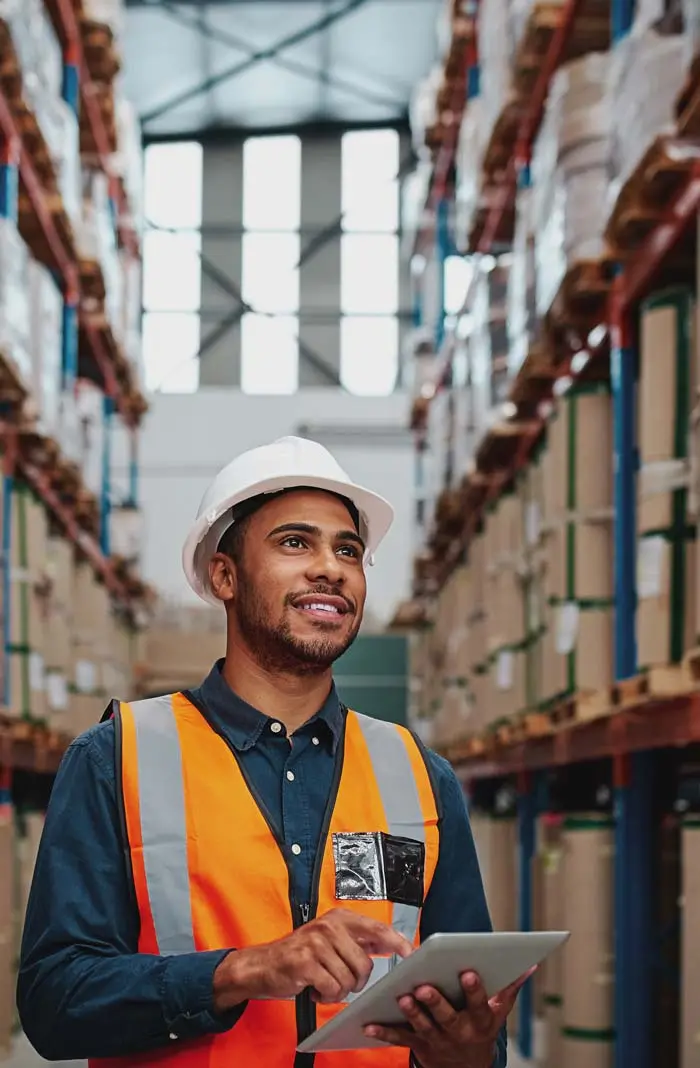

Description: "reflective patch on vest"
333 831 425 907
130 695 196 956
352 714 428 943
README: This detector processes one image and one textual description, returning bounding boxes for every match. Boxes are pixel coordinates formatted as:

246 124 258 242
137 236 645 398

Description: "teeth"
302 602 339 613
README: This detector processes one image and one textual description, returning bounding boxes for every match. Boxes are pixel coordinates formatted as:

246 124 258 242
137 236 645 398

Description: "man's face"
215 488 367 674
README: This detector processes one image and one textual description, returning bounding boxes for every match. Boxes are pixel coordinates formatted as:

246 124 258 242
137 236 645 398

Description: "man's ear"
209 553 237 603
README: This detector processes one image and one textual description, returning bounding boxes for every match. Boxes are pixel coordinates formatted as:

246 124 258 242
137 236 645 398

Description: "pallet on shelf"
80 19 121 84
605 136 695 257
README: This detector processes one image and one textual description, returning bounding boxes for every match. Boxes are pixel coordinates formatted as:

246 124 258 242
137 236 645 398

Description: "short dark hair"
216 487 360 563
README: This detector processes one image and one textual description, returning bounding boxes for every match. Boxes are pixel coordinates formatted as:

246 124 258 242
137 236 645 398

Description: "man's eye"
281 536 306 549
338 545 360 558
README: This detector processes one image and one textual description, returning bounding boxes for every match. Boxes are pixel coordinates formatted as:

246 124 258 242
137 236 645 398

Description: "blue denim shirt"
17 662 507 1066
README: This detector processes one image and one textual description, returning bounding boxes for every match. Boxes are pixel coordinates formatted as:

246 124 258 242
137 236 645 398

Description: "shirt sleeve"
419 752 508 1068
17 723 245 1061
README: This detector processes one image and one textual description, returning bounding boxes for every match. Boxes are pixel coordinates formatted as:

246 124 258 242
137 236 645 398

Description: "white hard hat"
182 435 395 606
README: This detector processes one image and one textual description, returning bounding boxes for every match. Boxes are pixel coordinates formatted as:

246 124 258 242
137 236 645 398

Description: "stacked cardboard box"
8 485 49 723
637 289 697 668
561 814 615 1068
468 260 511 439
134 602 225 699
483 492 527 726
538 814 565 1068
539 386 614 703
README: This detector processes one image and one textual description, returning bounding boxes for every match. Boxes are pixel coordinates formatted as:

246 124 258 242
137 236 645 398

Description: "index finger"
460 971 495 1033
346 915 415 959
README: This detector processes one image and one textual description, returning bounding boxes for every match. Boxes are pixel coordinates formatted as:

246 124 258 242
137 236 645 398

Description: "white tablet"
297 930 570 1053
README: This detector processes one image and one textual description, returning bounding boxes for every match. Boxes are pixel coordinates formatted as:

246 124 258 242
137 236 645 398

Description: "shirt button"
169 1033 178 1041
312 736 319 746
270 721 283 734
286 770 295 782
291 843 302 856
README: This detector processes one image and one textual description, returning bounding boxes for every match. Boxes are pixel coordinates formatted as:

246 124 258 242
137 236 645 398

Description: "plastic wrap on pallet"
532 54 611 315
468 259 511 436
113 95 144 234
78 169 124 343
477 0 516 151
0 219 31 384
38 93 81 228
26 261 62 437
75 381 107 499
507 186 537 378
0 0 62 102
454 99 487 251
409 66 442 153
607 29 688 213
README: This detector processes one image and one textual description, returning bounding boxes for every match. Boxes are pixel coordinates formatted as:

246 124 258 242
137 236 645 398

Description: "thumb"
489 965 538 1017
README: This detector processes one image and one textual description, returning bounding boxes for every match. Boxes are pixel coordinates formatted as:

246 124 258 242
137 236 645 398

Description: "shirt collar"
189 659 344 754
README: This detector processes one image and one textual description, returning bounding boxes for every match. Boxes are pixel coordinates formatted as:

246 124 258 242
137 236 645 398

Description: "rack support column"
61 42 80 392
100 395 115 557
611 299 653 1068
516 771 536 1059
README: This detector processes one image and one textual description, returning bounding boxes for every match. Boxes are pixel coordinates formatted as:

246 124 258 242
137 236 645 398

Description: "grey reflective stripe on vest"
354 713 425 946
128 695 196 956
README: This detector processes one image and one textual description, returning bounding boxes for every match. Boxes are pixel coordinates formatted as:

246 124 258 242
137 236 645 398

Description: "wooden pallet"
508 342 560 410
610 661 699 709
511 2 565 96
81 19 121 84
605 137 694 256
545 256 615 340
80 258 107 306
80 81 117 157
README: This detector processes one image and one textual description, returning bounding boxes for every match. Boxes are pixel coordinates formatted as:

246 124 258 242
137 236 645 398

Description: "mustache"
286 586 356 613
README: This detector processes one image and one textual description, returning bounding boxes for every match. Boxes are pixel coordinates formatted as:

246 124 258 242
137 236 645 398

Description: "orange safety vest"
92 692 440 1068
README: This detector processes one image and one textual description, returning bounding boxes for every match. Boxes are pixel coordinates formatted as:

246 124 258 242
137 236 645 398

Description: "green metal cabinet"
333 634 408 726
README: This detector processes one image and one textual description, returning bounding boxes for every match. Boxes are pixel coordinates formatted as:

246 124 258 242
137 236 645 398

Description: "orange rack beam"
455 693 700 781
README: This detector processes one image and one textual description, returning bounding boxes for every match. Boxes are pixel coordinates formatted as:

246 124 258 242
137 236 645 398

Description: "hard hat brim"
182 473 395 607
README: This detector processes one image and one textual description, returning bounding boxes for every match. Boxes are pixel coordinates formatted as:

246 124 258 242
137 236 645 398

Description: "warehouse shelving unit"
410 3 700 1068
0 2 149 774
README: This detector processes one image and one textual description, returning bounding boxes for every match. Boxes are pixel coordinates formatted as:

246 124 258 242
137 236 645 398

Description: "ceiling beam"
144 115 410 145
156 0 407 113
141 0 372 126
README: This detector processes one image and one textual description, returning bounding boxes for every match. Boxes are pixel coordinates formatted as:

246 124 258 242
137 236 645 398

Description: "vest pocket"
332 832 425 907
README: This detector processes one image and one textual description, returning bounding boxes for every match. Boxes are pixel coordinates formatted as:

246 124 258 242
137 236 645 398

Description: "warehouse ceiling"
124 0 441 139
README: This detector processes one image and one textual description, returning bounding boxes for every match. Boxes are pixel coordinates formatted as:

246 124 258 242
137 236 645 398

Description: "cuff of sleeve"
160 949 247 1040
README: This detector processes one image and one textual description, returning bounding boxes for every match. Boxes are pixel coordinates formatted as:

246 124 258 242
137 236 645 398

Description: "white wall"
115 389 416 627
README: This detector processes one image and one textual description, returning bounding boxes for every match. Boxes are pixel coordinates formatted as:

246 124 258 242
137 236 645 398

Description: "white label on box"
555 602 579 655
75 660 97 694
637 536 665 599
525 501 541 546
29 652 45 692
46 672 68 711
496 650 514 691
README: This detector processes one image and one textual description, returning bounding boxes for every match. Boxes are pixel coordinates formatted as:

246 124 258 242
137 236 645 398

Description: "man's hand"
213 908 414 1011
364 966 536 1068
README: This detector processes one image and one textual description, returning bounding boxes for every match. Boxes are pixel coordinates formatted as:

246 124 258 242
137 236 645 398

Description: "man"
18 436 526 1067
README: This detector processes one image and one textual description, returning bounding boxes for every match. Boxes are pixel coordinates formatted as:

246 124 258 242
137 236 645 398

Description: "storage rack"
0 1 149 776
410 4 700 1068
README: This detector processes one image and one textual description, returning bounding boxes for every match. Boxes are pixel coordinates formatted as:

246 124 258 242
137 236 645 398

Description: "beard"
233 575 361 676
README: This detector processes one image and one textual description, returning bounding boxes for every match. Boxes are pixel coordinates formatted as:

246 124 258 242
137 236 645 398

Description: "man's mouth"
292 594 352 621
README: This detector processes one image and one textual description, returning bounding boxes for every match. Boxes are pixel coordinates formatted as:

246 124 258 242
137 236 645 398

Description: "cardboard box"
681 819 700 1068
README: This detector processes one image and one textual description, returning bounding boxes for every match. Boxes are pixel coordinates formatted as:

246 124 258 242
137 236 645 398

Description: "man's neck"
221 641 333 735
